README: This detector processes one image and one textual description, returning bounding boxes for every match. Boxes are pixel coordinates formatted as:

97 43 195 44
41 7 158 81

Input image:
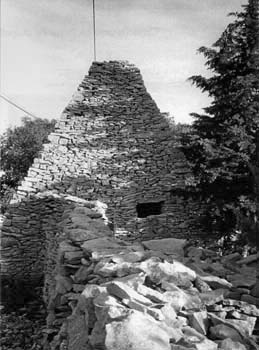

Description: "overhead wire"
93 0 97 61
1 1 96 122
0 94 40 119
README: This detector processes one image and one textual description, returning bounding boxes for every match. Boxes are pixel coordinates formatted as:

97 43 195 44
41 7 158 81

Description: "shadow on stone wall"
0 193 75 309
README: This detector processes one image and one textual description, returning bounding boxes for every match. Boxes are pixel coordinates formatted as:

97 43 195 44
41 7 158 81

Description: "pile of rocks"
184 245 259 307
45 200 259 350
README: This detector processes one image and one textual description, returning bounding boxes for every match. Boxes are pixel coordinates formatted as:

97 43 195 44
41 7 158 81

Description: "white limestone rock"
226 317 257 336
163 290 202 312
111 250 146 263
81 284 106 302
188 310 209 335
172 326 218 350
105 310 181 350
106 281 153 306
160 303 177 325
113 272 146 288
136 284 167 303
139 258 196 285
90 292 128 348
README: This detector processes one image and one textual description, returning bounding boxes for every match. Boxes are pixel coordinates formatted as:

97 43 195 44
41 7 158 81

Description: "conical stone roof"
1 61 205 283
16 61 190 232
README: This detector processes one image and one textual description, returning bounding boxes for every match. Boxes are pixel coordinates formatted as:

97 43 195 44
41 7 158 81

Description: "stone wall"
1 193 80 282
0 60 206 284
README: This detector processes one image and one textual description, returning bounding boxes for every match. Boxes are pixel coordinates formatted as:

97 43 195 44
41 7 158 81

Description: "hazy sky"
0 0 245 132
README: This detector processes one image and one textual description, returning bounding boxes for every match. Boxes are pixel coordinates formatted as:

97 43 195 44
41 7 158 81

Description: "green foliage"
0 116 56 189
181 1 259 242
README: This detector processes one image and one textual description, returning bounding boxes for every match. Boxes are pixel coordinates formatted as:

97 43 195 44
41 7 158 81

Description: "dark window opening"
136 201 164 218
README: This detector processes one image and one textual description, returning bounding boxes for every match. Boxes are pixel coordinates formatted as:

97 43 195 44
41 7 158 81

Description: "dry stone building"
0 61 205 284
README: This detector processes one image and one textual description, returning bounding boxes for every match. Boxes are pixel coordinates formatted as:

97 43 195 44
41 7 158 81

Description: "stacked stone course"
1 60 205 283
1 194 74 281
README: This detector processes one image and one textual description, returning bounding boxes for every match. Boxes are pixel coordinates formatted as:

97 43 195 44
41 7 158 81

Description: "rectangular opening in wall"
136 201 164 218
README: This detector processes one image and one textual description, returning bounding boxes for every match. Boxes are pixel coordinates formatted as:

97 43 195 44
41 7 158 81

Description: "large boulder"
139 258 196 286
105 310 181 350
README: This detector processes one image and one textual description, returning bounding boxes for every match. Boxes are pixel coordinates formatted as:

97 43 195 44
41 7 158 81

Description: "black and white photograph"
0 1 258 349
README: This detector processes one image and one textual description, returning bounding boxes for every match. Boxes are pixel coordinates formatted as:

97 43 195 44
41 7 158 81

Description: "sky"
0 0 245 133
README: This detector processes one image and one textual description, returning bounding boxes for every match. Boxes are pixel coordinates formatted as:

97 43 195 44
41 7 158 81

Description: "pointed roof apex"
89 60 140 75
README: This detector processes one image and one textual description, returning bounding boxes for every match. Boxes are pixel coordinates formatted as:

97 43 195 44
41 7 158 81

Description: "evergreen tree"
182 0 259 242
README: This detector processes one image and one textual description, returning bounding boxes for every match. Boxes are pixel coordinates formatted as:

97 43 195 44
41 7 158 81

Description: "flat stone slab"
241 294 259 307
81 237 127 253
236 253 259 266
199 289 229 306
200 275 232 290
208 312 259 349
106 281 153 306
228 274 256 289
64 250 85 263
187 310 209 335
142 238 187 257
68 228 111 243
226 318 257 336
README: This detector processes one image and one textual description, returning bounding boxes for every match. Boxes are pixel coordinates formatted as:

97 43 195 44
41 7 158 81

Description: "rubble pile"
46 200 259 350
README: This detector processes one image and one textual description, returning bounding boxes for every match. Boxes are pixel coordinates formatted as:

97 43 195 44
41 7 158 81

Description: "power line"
0 93 40 119
93 0 97 61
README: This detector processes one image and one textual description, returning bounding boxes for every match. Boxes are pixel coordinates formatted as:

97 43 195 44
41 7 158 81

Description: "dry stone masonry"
45 200 259 350
1 193 71 283
0 61 258 350
1 61 205 283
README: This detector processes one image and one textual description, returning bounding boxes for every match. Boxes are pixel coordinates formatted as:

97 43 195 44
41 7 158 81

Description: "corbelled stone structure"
0 61 205 283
